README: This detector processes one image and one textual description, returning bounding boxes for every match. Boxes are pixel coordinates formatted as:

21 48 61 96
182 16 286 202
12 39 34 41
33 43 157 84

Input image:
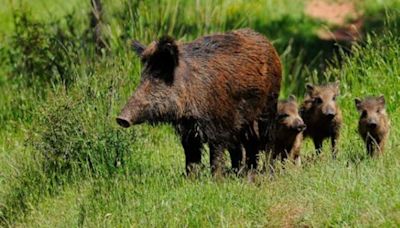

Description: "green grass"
1 0 400 226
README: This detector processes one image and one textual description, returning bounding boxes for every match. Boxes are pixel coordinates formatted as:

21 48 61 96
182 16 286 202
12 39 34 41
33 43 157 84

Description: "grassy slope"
0 0 400 227
14 29 400 228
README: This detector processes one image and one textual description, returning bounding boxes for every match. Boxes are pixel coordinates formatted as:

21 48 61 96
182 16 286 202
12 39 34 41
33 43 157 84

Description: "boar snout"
116 116 132 128
367 120 378 129
323 106 336 119
296 123 307 132
293 119 306 132
117 89 149 128
117 107 146 127
116 104 145 128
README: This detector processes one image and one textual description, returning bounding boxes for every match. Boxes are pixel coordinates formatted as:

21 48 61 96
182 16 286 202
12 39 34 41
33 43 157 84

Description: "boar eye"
314 97 323 104
361 110 367 118
277 114 289 120
141 56 148 64
376 108 381 113
333 96 337 101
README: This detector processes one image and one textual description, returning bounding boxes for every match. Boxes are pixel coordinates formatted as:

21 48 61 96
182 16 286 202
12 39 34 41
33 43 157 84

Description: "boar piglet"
270 95 306 167
355 96 390 157
116 29 282 176
301 81 342 158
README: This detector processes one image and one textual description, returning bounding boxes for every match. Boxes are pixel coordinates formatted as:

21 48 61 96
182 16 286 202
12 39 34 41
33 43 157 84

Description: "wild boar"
300 82 342 158
355 96 390 157
270 95 306 166
116 29 282 175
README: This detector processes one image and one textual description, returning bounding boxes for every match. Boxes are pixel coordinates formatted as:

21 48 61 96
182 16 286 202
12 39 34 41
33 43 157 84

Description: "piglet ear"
333 80 340 94
305 83 314 95
377 95 385 107
334 80 340 88
288 95 297 102
131 40 146 57
354 98 362 112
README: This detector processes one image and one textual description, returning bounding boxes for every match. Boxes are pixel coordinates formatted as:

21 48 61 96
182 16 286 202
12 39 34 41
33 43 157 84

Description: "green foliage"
1 59 138 224
32 95 136 177
2 9 80 86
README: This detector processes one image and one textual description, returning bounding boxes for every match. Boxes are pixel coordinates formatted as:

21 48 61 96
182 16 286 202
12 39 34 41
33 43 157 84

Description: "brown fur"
355 96 390 157
300 82 342 158
116 29 282 175
270 95 306 166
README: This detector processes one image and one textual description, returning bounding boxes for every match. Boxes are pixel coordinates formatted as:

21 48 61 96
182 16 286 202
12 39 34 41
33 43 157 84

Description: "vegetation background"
0 0 399 226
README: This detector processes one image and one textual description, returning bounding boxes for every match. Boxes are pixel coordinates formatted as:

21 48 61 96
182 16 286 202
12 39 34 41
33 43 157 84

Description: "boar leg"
366 136 380 157
378 140 385 156
181 132 203 176
209 144 225 176
290 143 301 166
243 126 260 171
228 144 244 174
331 135 339 159
313 137 323 155
293 154 301 166
366 139 375 157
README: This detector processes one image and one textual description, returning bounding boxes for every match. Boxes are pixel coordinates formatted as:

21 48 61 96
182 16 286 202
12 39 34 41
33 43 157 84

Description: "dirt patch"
306 0 359 26
268 202 311 228
306 0 364 41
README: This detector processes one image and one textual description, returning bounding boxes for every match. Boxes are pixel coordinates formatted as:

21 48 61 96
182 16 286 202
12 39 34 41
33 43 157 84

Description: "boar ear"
306 83 314 95
155 36 179 65
377 95 385 107
147 36 179 82
354 98 362 111
288 95 297 102
334 80 340 87
131 40 146 57
333 80 340 93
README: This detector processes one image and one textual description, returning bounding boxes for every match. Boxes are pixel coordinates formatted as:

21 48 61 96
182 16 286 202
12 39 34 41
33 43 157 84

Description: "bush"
31 91 136 177
2 8 82 87
1 57 138 226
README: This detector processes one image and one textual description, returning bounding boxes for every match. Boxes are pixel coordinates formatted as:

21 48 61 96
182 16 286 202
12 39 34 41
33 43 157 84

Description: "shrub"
31 91 136 177
2 8 81 87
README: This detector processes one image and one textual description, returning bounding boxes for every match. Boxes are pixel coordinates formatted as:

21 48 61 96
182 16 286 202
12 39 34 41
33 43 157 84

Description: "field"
1 0 400 226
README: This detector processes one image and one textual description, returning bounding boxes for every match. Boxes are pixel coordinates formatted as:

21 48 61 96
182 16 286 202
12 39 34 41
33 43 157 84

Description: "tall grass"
0 0 400 226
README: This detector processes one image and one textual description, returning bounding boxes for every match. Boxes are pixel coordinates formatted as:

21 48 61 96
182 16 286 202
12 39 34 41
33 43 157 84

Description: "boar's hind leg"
228 144 244 174
209 144 225 176
181 132 203 176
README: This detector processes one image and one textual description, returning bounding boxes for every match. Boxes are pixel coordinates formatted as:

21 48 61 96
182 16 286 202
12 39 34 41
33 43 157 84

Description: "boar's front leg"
366 136 381 157
181 130 203 176
366 138 375 157
331 133 339 159
313 137 323 155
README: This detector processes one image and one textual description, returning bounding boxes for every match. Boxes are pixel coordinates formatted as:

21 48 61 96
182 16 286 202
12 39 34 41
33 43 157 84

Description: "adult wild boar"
116 29 282 175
